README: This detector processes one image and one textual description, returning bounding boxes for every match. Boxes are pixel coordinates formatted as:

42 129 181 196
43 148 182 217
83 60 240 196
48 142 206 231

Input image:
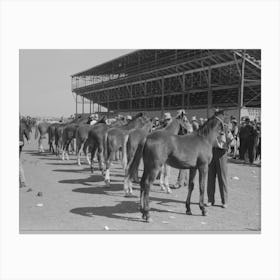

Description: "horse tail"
35 125 39 140
122 134 129 170
126 137 145 181
103 132 108 161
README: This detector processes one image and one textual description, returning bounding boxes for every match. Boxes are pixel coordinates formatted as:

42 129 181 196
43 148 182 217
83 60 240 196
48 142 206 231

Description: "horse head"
197 110 225 144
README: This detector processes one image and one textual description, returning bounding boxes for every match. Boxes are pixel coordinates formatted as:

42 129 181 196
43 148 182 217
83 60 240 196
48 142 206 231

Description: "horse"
103 113 149 187
35 122 51 152
61 116 90 160
86 118 130 174
123 115 190 196
75 116 107 166
48 123 61 154
122 119 153 187
127 111 225 222
19 119 32 154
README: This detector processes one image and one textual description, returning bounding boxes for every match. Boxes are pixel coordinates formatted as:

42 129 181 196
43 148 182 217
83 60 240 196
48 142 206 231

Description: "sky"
19 49 134 117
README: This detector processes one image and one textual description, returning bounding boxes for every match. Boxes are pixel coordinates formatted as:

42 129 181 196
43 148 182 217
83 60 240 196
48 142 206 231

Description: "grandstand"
71 49 261 121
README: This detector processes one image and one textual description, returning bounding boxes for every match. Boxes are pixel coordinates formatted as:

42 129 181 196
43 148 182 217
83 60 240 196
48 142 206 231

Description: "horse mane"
131 112 143 121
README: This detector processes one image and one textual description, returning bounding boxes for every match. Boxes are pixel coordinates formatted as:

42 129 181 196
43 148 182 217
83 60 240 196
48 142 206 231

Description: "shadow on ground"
70 199 187 222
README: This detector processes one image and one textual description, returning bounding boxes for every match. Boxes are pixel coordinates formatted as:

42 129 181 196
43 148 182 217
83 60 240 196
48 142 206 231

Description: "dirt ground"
19 132 261 233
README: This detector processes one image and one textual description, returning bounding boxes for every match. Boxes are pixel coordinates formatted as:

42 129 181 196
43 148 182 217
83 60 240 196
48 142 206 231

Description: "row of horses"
21 111 225 222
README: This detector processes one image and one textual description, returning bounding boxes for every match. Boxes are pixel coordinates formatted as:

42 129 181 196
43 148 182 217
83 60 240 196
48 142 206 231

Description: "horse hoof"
186 210 192 215
202 210 208 216
166 188 172 194
145 217 152 223
105 180 110 187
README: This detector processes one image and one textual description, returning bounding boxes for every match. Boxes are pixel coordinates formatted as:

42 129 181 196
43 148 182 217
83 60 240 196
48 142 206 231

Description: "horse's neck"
123 119 141 130
206 125 221 146
164 121 179 134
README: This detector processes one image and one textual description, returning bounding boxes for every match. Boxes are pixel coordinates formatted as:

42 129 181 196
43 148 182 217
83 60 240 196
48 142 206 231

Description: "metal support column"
182 73 186 108
238 53 246 123
75 94 78 117
107 92 110 118
161 78 164 118
207 67 212 118
82 96 84 114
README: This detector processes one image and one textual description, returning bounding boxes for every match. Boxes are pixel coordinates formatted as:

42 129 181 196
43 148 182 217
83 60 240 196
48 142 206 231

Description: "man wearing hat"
206 125 234 208
199 117 205 127
163 112 172 127
152 117 160 130
191 116 200 131
176 109 186 119
230 117 239 158
88 114 97 125
239 116 251 160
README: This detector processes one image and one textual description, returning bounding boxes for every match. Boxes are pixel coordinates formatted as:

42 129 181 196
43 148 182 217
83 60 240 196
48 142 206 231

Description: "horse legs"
140 168 159 222
77 142 83 166
97 146 105 175
90 145 97 173
38 137 44 153
104 151 114 187
163 165 172 193
64 140 71 160
159 165 166 191
198 165 208 216
186 168 197 215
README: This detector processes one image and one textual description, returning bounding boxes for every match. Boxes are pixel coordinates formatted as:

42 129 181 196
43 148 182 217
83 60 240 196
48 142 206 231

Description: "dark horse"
19 119 32 154
128 111 225 222
103 113 148 187
123 115 190 196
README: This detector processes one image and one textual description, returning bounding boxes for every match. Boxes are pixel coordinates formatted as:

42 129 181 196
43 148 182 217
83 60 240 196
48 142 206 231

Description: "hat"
126 115 132 120
176 109 186 116
154 117 159 120
191 116 197 121
164 112 172 120
245 117 250 122
232 119 237 123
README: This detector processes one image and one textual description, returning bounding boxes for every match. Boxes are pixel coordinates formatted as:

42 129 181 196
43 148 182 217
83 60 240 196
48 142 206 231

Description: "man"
152 117 160 130
171 112 193 189
239 117 255 162
191 116 200 131
206 124 233 208
163 112 172 127
199 117 205 127
229 117 239 158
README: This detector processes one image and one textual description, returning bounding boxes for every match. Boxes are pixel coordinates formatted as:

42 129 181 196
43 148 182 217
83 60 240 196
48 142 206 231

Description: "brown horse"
48 123 61 154
19 119 32 154
86 118 130 174
123 116 190 196
103 113 149 187
128 111 225 222
61 116 89 160
35 122 51 152
75 116 107 166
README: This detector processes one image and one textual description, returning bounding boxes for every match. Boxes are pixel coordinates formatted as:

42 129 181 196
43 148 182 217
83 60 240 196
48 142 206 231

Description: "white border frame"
1 1 280 279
